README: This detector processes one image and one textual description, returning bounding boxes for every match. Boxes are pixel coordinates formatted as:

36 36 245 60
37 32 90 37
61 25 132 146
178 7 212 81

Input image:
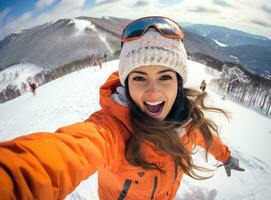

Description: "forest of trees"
1 52 270 118
210 64 271 117
190 53 271 118
0 51 118 103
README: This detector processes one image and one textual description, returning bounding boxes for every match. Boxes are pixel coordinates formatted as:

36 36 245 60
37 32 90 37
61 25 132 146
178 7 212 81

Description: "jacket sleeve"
192 128 231 162
0 121 120 200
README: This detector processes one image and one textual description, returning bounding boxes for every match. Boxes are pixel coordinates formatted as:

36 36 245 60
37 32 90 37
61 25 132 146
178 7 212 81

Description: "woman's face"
128 65 178 121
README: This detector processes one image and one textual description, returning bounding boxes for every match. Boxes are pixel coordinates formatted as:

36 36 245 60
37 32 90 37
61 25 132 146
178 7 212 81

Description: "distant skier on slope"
28 81 37 95
91 59 102 70
104 53 107 63
200 80 207 91
0 16 245 200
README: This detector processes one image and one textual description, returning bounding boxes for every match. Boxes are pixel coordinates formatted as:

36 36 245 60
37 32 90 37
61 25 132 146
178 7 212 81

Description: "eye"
133 76 145 81
159 75 172 80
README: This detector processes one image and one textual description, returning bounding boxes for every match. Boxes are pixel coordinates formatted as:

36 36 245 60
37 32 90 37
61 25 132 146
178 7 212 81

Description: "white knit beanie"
119 29 188 85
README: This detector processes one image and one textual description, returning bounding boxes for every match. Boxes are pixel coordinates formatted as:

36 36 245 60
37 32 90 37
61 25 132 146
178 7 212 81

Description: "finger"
225 167 231 177
231 163 244 170
234 166 245 171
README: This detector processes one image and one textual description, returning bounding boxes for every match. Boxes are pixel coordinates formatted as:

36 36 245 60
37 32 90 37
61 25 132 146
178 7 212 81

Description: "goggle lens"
121 17 184 42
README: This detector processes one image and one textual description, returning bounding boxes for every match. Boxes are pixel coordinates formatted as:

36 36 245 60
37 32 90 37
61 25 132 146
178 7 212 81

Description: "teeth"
145 101 163 106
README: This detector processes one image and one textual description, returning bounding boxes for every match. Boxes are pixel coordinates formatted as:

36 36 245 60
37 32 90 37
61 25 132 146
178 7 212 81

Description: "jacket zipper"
151 176 158 200
173 163 178 182
118 179 132 200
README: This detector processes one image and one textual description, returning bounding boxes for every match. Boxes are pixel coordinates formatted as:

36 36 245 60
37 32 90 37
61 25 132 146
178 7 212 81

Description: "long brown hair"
124 74 228 179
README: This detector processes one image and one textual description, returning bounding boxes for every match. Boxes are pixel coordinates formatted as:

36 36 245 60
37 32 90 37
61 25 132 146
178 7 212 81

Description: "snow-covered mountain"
0 16 129 102
184 24 271 47
0 59 270 200
0 63 44 89
0 16 126 71
184 24 271 77
1 16 270 104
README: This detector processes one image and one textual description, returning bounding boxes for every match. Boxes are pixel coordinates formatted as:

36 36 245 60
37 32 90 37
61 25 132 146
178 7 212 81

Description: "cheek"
166 84 178 106
128 82 143 106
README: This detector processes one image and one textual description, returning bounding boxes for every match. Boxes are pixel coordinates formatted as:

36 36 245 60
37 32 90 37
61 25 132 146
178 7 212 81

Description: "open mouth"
143 100 165 118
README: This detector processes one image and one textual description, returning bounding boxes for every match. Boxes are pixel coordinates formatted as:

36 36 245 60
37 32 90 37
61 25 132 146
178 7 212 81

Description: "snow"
69 19 95 36
262 74 271 79
0 63 44 93
69 18 113 53
0 59 271 200
102 16 111 20
0 60 117 139
96 31 114 54
229 55 239 61
87 22 114 54
212 39 228 47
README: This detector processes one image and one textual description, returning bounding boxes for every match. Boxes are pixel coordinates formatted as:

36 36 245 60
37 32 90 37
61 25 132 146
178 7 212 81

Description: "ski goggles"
121 16 184 47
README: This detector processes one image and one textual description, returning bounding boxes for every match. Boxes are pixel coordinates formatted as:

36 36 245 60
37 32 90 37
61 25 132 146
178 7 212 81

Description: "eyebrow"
130 69 175 75
130 70 147 75
157 69 175 74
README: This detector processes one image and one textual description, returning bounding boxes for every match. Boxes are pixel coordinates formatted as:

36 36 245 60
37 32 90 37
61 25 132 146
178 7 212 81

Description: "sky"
0 0 271 40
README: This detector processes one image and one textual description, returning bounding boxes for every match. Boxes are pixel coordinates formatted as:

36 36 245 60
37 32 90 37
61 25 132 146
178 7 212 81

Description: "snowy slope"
0 63 44 93
212 39 228 47
0 59 270 200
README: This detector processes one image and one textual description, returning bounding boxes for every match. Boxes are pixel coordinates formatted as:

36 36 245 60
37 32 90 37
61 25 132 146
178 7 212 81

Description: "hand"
223 156 245 177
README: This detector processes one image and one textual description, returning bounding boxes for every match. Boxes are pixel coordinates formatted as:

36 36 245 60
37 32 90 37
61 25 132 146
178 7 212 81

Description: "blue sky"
0 0 270 40
0 0 93 26
0 0 36 20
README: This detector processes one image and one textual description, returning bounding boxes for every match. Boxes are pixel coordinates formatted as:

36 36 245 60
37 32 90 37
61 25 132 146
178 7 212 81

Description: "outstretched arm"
0 121 120 200
192 128 245 176
192 128 231 162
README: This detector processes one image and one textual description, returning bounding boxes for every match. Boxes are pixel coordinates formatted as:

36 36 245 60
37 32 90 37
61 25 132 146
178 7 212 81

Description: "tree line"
1 52 270 119
189 53 271 118
0 52 118 103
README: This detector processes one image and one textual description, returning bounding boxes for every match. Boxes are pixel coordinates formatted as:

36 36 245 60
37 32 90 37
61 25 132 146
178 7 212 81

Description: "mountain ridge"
0 16 270 103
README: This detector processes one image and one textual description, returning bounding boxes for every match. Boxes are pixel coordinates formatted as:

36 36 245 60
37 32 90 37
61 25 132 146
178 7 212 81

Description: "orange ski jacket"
0 71 230 200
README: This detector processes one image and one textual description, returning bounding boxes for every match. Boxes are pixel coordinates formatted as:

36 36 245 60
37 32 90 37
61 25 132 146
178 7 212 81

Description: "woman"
0 16 244 200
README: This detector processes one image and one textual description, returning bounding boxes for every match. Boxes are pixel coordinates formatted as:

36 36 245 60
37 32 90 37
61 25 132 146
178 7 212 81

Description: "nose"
145 82 160 96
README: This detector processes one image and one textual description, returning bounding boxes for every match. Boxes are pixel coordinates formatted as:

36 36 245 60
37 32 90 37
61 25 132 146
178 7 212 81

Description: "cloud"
1 12 33 37
213 0 233 7
35 0 55 10
187 6 219 14
95 0 121 6
0 0 270 40
0 7 11 24
262 4 271 14
95 0 108 4
53 0 85 12
0 0 85 40
134 1 150 7
251 19 271 28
